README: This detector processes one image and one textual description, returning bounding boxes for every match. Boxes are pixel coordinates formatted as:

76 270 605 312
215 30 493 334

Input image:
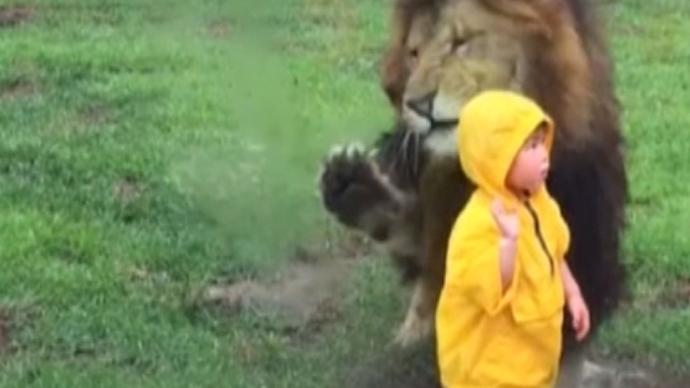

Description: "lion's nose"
405 91 436 118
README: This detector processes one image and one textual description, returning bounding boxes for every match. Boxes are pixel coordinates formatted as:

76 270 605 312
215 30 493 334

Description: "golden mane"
380 0 621 147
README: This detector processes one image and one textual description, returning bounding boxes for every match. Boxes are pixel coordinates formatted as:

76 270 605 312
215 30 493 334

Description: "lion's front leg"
320 143 437 347
394 276 440 347
392 159 471 347
319 143 414 242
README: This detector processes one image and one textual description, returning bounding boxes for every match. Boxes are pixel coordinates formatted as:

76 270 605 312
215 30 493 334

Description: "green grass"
0 0 688 386
595 0 690 374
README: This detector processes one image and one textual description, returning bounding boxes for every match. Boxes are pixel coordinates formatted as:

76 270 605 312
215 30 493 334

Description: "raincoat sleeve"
443 213 520 316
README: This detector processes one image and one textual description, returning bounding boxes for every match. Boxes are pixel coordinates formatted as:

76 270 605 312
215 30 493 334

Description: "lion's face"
387 0 532 155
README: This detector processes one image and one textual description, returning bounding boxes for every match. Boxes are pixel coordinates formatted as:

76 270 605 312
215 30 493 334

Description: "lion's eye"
452 35 475 56
407 48 420 67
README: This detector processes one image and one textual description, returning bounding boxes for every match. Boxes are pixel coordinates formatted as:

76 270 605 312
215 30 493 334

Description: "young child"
435 91 590 387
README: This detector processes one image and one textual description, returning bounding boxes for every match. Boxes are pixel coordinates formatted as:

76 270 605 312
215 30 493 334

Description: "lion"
319 0 626 384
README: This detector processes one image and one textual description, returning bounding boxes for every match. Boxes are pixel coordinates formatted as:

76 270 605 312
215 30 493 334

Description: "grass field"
0 0 688 387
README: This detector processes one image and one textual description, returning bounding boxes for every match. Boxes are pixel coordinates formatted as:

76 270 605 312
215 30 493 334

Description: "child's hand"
567 293 590 341
490 199 519 240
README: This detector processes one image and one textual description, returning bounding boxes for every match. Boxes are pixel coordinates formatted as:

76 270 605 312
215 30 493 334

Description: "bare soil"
0 5 32 28
0 309 11 357
0 77 37 100
196 240 688 388
199 257 355 333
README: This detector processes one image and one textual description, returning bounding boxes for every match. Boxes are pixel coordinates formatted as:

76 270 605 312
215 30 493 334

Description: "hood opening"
457 90 554 203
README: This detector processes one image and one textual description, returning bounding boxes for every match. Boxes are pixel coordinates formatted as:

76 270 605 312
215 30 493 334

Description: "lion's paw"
318 143 393 230
393 310 433 347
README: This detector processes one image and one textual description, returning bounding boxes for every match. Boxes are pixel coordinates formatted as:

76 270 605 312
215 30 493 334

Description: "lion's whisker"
412 132 420 180
401 130 412 173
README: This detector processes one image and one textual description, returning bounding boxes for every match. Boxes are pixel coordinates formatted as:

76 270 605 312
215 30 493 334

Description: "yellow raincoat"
436 91 570 388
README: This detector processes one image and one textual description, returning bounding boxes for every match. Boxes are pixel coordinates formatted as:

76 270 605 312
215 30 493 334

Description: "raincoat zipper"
524 200 555 277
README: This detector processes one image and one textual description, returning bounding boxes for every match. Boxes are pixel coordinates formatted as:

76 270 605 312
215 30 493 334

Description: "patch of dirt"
585 358 690 388
78 103 114 127
0 310 9 357
0 5 33 28
344 346 685 388
192 226 686 387
316 222 376 260
208 19 232 39
657 278 690 309
581 359 657 388
198 257 355 335
113 176 143 206
121 264 170 285
343 341 440 388
0 77 37 100
192 226 373 335
624 278 690 311
234 338 258 366
113 177 147 223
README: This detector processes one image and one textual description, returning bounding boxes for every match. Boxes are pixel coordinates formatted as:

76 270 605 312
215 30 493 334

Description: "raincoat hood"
457 90 554 200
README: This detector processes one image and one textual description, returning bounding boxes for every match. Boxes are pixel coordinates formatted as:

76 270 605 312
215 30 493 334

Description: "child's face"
506 126 550 195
